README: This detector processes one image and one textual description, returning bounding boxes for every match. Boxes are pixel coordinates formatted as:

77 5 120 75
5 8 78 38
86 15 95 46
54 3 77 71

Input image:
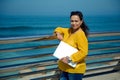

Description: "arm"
54 27 64 40
55 32 63 40
71 32 88 63
54 27 69 63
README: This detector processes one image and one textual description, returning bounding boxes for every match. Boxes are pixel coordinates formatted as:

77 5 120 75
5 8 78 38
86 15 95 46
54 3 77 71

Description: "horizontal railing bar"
24 69 119 80
0 35 56 44
0 57 119 72
0 63 119 79
0 59 120 75
0 51 119 67
86 64 120 72
89 46 120 52
0 52 118 70
27 70 118 80
31 69 119 80
0 58 119 74
0 44 57 53
89 39 120 44
30 73 59 80
0 57 119 73
0 62 57 73
87 52 120 60
0 53 52 62
0 44 120 53
0 39 120 53
0 39 119 50
88 51 120 56
0 66 57 78
0 65 58 79
89 32 120 37
30 70 118 80
0 54 54 62
0 59 119 76
0 50 119 63
0 61 119 79
1 39 120 51
0 43 57 51
0 53 120 69
0 57 57 68
87 58 120 65
0 32 120 44
0 39 120 50
84 70 118 78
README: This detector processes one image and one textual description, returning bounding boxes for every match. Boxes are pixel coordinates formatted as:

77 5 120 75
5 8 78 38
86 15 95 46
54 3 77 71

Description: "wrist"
66 56 72 63
56 32 61 35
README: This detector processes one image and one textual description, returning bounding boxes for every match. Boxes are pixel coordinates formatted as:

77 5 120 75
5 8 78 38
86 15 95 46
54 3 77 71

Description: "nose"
72 21 76 25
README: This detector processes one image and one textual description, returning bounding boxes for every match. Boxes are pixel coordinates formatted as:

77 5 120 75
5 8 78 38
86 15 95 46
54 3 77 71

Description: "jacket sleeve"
71 32 88 63
54 27 65 34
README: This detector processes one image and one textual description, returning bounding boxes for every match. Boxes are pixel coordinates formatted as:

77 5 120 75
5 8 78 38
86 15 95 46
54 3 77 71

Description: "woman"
54 11 89 80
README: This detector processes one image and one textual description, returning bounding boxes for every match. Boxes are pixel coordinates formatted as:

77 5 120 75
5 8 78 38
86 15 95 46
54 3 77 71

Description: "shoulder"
54 27 69 33
76 29 86 37
55 27 69 30
75 29 88 41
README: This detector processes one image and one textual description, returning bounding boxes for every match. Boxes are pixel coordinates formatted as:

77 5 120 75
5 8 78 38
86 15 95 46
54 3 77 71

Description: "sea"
0 15 120 38
0 15 120 79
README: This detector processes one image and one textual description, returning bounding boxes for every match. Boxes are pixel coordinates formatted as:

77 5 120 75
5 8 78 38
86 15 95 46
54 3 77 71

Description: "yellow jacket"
54 27 88 74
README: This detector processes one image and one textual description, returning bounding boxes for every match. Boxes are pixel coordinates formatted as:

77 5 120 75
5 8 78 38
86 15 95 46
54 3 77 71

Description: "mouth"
72 26 77 29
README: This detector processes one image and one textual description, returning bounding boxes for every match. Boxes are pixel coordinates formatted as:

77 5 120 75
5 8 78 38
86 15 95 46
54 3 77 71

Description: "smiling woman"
54 11 89 80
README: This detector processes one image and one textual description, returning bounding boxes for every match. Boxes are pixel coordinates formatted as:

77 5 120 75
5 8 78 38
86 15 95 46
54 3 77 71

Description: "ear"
80 20 83 25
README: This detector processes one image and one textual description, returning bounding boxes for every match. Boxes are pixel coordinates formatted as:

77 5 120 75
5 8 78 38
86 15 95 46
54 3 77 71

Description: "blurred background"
0 0 120 38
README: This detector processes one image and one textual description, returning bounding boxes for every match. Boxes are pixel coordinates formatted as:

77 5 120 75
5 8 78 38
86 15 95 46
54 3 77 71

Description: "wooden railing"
0 32 120 80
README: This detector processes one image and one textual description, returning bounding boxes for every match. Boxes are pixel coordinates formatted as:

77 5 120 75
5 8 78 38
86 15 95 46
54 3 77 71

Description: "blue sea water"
0 15 120 38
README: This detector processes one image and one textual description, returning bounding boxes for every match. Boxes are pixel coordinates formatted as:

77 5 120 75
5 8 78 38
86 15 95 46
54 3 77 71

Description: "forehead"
71 15 80 20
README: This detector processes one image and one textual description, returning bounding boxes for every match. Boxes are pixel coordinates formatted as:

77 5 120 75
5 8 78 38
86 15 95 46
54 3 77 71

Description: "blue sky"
0 0 120 16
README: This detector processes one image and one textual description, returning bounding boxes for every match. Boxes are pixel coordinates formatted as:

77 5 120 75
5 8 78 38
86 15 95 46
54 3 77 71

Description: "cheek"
75 22 81 27
77 23 81 26
78 22 82 27
71 23 79 28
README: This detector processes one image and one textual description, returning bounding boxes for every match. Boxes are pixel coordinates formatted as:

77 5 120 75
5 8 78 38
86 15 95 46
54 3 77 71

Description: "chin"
72 27 79 30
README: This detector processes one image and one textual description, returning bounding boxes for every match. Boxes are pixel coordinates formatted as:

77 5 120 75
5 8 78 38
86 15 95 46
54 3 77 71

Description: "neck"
71 28 81 33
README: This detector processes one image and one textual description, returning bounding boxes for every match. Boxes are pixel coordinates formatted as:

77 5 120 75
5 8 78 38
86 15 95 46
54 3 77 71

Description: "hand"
60 57 69 64
56 32 63 40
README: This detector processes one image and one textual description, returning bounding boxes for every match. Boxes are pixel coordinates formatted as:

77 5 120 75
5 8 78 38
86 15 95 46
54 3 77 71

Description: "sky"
0 0 120 16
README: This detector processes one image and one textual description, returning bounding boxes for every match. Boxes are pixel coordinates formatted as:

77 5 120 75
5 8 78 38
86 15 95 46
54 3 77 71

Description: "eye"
75 20 78 22
71 20 74 22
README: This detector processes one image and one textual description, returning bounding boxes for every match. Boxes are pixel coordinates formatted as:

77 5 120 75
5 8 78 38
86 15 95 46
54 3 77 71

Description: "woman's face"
70 15 83 30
